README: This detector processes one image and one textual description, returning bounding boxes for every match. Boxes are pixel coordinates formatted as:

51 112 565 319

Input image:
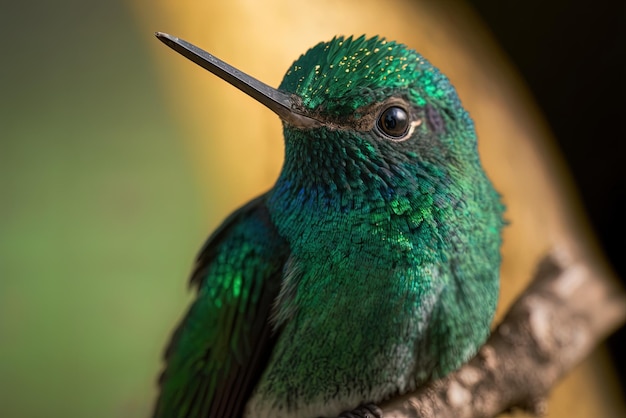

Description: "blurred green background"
0 1 205 417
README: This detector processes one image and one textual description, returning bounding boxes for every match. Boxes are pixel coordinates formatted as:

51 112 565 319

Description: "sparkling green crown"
279 35 461 115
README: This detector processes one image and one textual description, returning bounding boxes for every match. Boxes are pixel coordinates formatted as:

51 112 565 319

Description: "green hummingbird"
153 32 504 418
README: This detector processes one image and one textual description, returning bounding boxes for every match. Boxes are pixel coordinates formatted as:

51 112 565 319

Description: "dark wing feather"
154 195 289 418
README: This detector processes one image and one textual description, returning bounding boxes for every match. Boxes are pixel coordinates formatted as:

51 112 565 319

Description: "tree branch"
379 251 626 418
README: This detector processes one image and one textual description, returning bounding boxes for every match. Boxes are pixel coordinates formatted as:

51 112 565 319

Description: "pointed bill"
155 32 320 129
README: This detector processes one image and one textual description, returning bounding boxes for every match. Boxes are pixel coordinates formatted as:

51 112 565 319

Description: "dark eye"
377 106 410 139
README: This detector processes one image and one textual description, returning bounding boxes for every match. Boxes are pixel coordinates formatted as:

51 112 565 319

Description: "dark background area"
468 0 625 395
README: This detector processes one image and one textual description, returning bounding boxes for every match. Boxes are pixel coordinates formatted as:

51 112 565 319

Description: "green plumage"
154 35 504 418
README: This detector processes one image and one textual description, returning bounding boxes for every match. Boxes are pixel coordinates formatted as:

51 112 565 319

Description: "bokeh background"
1 1 623 417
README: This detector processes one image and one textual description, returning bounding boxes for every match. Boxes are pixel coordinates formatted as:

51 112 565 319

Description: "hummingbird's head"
273 36 481 198
156 33 485 203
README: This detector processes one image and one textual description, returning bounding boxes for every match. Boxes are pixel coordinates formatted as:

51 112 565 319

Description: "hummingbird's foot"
337 403 383 418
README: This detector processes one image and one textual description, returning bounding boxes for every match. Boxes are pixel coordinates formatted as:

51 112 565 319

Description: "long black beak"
155 32 320 129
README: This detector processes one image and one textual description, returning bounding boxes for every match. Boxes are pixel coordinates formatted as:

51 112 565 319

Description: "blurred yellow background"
1 1 623 417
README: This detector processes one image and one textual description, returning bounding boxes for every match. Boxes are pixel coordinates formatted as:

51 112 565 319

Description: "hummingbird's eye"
377 106 410 139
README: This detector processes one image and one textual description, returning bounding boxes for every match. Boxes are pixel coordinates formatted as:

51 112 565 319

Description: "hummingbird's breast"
246 193 447 417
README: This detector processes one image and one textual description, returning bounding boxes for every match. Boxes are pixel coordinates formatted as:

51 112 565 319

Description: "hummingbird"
153 32 504 418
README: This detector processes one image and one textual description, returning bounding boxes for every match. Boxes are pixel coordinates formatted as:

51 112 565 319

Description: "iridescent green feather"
154 197 289 418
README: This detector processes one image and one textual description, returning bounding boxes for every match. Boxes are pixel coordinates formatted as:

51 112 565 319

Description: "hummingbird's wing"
154 195 289 418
